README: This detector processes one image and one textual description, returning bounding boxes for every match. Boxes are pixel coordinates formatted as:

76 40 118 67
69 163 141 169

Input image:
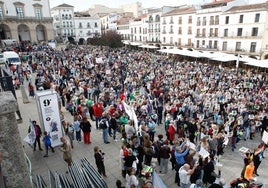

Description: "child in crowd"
42 131 55 157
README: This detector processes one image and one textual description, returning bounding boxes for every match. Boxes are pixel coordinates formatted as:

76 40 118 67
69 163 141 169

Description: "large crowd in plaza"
11 43 268 188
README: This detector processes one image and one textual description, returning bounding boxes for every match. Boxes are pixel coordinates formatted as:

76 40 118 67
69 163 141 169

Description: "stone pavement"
15 88 268 188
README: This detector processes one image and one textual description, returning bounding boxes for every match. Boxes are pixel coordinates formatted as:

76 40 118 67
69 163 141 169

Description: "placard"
199 146 210 159
262 130 268 144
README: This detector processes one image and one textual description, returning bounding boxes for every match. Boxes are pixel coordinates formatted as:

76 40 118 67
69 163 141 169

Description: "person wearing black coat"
80 116 92 144
203 155 216 185
94 146 107 177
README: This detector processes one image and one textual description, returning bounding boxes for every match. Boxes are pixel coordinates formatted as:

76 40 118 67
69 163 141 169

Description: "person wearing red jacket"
93 102 103 129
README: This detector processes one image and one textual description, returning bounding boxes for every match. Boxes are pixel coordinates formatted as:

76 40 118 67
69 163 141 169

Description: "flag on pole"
24 119 36 146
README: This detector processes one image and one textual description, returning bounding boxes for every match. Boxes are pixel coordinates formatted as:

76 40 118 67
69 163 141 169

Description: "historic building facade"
0 0 54 43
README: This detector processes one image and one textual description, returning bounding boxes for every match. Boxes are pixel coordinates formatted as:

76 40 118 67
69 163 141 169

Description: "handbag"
211 171 218 178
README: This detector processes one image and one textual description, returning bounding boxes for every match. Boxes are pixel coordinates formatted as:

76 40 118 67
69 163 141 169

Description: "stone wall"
0 92 31 187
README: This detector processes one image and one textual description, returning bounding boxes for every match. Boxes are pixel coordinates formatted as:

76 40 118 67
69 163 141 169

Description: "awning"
122 40 130 45
245 59 268 68
130 42 142 46
138 45 159 49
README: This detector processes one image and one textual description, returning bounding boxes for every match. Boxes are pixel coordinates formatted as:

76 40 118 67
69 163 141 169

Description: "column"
0 92 31 187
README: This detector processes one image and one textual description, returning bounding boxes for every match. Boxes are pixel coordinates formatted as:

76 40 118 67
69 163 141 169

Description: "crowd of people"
11 44 268 187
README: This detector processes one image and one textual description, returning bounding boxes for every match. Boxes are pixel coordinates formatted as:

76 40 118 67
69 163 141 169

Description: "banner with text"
37 91 63 147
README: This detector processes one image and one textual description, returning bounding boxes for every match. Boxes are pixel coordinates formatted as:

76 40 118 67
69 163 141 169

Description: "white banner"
262 130 268 144
37 91 63 147
123 101 139 133
24 119 36 146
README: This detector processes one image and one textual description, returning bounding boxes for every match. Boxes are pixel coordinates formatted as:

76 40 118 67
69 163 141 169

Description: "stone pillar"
29 28 37 43
20 85 30 104
0 92 31 187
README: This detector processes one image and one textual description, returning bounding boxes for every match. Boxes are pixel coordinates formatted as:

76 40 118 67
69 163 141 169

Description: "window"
178 17 182 24
170 25 173 33
214 28 218 37
163 17 166 24
214 41 218 49
215 16 219 25
35 8 42 18
79 23 82 28
225 16 229 24
224 29 228 37
87 23 90 28
197 29 200 36
237 28 242 36
250 42 256 52
202 40 205 46
188 16 192 24
202 17 206 26
188 26 192 34
255 13 260 23
210 28 213 37
196 40 200 48
222 42 227 51
210 16 214 25
170 16 173 24
209 40 212 48
178 27 182 34
202 28 206 37
170 37 173 44
197 17 200 26
16 7 24 18
155 15 160 22
252 27 258 36
188 39 192 46
95 22 98 27
239 15 244 23
163 37 166 43
235 42 241 51
178 38 181 45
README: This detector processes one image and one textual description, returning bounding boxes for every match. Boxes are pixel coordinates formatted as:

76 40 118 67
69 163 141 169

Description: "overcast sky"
50 0 267 11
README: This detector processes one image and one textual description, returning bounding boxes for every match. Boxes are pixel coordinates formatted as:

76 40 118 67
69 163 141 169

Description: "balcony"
169 21 174 24
162 21 166 25
169 31 174 34
0 15 53 22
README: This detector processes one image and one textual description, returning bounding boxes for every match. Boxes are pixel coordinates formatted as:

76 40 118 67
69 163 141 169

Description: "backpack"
99 119 108 129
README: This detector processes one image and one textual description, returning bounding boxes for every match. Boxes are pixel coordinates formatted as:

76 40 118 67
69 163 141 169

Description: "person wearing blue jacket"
174 140 190 186
42 131 55 157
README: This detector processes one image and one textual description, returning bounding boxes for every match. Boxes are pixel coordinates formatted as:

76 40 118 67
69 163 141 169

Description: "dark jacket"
80 121 91 132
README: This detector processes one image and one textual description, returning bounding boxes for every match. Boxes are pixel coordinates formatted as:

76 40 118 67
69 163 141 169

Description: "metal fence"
33 157 108 188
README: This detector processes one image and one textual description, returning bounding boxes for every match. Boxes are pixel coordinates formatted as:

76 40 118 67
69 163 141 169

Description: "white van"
0 53 5 64
3 51 21 65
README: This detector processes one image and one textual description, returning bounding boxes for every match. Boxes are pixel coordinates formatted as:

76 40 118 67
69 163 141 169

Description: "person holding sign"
31 120 43 151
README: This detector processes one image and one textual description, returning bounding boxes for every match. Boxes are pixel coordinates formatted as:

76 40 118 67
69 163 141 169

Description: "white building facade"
0 0 54 43
74 14 101 43
161 6 196 48
100 13 122 35
51 3 75 42
129 14 148 44
220 2 268 59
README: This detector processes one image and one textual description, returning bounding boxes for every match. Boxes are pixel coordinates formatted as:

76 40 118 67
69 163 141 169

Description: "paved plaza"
16 87 268 188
